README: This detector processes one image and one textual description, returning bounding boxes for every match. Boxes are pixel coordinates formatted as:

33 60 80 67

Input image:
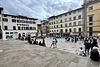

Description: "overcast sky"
0 0 83 23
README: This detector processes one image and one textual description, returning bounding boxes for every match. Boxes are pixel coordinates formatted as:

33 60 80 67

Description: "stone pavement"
37 38 85 54
0 40 100 67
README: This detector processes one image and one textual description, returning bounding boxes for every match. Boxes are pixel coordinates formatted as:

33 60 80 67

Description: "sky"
0 0 83 23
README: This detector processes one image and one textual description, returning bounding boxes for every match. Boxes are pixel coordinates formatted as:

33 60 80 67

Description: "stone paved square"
0 39 100 67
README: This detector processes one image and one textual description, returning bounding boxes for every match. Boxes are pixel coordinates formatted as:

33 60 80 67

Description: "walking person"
75 36 77 43
55 38 58 48
50 38 55 48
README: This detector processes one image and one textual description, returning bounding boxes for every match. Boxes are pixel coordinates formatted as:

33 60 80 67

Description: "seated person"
90 47 100 61
78 47 85 56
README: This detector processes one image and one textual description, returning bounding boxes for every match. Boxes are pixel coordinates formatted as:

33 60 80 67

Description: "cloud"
0 0 83 23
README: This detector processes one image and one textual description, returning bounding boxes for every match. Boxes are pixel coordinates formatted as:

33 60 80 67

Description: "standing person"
90 47 100 61
91 39 98 50
72 37 74 43
75 36 77 43
97 36 100 50
55 38 58 48
28 35 31 43
50 38 55 48
84 38 90 55
42 38 46 47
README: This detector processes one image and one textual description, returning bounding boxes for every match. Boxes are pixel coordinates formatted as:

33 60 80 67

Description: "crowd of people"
78 36 100 61
18 35 100 61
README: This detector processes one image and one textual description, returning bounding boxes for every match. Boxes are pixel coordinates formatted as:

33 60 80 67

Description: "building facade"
41 20 50 36
48 8 84 37
36 24 42 37
83 0 100 36
0 7 38 40
86 0 100 36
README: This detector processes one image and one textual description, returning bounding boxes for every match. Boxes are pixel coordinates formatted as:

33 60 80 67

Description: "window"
73 11 76 14
52 30 53 32
33 27 36 30
69 13 71 15
15 32 18 34
73 22 76 26
89 27 93 31
78 21 81 25
12 19 16 22
30 27 32 30
4 15 7 17
61 24 62 27
65 29 67 32
57 30 58 32
69 29 71 32
74 28 76 32
3 18 8 22
60 15 62 17
60 20 62 23
4 26 8 30
73 16 76 20
89 16 93 22
65 18 67 22
54 26 55 28
22 27 24 30
89 23 93 25
10 32 13 34
26 27 29 30
78 15 81 19
18 26 20 30
6 32 9 34
69 23 72 26
65 23 67 27
89 6 93 10
24 27 26 30
13 26 16 30
65 13 67 16
54 21 55 24
57 25 58 28
65 24 67 27
69 17 71 21
78 10 81 12
56 21 58 23
79 28 81 32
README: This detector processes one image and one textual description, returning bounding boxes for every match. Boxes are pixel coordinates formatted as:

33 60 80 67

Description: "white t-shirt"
78 49 84 56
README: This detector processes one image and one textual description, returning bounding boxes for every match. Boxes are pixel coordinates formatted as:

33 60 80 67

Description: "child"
78 47 85 56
